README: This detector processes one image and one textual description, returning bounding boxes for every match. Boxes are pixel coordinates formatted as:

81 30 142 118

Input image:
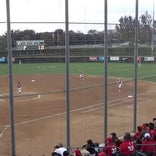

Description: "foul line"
0 89 156 139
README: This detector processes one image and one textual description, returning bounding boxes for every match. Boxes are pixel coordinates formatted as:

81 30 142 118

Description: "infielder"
17 81 22 95
79 71 85 80
117 78 122 92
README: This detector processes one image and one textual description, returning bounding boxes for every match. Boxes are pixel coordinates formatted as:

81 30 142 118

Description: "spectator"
141 123 149 133
74 148 82 156
85 139 97 156
149 122 156 140
52 143 69 156
119 132 135 156
103 137 117 156
140 133 156 156
81 145 90 156
153 134 156 154
153 118 156 130
134 126 142 140
98 151 106 156
52 152 61 156
98 143 105 153
94 142 100 153
110 132 122 148
133 126 143 151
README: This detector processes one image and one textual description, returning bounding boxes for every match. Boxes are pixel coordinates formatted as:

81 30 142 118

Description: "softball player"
118 78 122 92
79 71 85 80
17 81 22 95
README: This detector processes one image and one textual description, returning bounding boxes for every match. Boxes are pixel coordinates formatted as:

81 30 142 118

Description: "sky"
0 0 155 35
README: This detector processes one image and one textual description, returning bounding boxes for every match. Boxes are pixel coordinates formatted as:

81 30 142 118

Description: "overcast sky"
0 0 155 35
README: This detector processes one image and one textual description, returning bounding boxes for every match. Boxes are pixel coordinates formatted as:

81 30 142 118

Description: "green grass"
0 62 156 82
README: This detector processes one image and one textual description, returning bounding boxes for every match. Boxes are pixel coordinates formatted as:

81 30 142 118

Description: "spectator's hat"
144 133 150 138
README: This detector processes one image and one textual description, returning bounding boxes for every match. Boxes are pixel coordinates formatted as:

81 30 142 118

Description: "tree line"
0 11 155 52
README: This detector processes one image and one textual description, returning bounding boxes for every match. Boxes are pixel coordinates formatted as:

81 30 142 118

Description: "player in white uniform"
80 71 85 80
118 78 122 92
17 81 22 95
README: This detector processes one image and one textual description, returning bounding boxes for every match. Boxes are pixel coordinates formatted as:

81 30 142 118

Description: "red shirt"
134 131 141 140
141 139 155 153
150 129 156 139
119 140 135 156
103 142 117 156
74 149 82 156
98 152 106 156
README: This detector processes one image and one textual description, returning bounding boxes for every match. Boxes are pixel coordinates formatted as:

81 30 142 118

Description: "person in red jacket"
141 133 156 155
119 132 135 156
103 137 117 156
134 125 142 140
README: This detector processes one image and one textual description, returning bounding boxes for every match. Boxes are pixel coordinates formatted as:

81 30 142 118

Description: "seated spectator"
98 151 106 156
74 148 82 156
141 123 149 133
119 132 136 156
134 125 142 140
103 137 118 156
140 133 156 156
81 145 90 156
149 122 156 140
153 134 156 154
133 125 143 151
153 118 156 130
52 152 62 156
52 143 69 156
85 139 97 156
110 132 122 148
94 142 100 153
98 143 105 153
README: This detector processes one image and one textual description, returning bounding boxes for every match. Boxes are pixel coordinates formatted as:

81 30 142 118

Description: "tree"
115 15 135 45
0 35 7 52
139 11 152 45
54 29 64 46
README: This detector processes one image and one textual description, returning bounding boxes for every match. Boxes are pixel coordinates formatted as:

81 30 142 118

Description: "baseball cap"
144 133 150 138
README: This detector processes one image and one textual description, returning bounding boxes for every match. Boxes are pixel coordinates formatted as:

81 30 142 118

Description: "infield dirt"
0 74 156 156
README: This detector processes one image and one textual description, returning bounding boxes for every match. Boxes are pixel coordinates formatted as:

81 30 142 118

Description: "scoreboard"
16 40 44 51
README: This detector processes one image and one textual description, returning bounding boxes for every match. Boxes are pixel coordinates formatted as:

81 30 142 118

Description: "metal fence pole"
6 0 16 155
65 0 70 152
104 0 108 139
133 0 139 132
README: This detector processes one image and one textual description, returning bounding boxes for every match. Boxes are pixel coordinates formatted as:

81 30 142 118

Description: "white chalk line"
0 125 10 138
0 96 139 139
0 92 41 102
0 89 156 139
0 92 41 138
82 89 156 113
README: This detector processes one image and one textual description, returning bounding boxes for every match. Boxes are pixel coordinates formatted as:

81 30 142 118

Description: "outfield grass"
0 62 156 82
